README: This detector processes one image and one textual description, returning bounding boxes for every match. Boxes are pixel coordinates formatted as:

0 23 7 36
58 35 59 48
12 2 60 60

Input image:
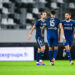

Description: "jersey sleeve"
73 20 75 27
58 19 61 24
34 20 39 27
57 19 61 28
60 20 64 26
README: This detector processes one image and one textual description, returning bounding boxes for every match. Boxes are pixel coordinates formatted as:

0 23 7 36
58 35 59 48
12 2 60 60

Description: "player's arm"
74 27 75 39
27 26 35 40
58 28 61 42
73 21 75 39
41 25 46 37
59 23 65 40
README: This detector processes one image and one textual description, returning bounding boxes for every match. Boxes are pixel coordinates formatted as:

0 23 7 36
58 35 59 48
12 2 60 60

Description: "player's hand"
27 34 31 40
74 34 75 39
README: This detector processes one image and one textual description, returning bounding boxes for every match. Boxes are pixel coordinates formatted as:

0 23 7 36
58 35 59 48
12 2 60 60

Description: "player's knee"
49 47 52 50
37 48 41 53
65 46 70 50
41 46 45 52
65 48 70 50
54 46 58 50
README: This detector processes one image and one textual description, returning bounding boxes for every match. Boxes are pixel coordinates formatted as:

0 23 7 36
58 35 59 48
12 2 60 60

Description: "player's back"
46 17 60 39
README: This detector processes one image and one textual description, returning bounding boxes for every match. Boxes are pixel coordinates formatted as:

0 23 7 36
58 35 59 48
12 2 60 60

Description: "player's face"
50 14 56 18
65 13 71 20
41 12 47 19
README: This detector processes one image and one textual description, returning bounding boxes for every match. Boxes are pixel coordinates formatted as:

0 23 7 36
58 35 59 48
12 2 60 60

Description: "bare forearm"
29 26 35 35
61 28 65 36
60 24 65 36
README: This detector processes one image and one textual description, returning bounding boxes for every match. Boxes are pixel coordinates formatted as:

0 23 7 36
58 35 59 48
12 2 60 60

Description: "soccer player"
41 10 64 66
27 11 47 65
60 12 75 65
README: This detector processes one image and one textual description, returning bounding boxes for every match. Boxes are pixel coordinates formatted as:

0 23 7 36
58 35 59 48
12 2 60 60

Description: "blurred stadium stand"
0 0 75 29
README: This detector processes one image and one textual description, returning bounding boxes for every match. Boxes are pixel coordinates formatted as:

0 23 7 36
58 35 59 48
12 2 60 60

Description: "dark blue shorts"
47 36 58 47
36 37 45 48
63 39 73 47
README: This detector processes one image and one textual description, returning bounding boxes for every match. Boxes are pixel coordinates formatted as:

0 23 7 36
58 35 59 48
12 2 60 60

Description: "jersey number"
50 20 55 27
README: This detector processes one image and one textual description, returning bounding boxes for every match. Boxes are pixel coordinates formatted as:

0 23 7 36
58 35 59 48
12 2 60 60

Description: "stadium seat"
8 18 15 25
26 13 34 20
32 8 40 14
69 3 75 9
2 7 9 14
57 0 64 3
51 2 58 9
2 0 10 3
27 0 34 4
0 3 3 9
0 0 74 29
1 18 8 25
39 0 46 3
21 0 28 3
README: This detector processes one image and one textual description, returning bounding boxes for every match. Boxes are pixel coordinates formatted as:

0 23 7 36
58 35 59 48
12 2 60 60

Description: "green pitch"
0 60 75 75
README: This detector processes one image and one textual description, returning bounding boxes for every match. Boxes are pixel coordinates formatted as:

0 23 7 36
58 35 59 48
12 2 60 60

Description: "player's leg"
63 41 71 57
65 45 72 62
40 39 45 61
62 40 67 57
36 38 41 65
65 45 74 65
64 39 74 65
49 46 53 65
36 48 41 65
63 48 66 57
40 45 45 60
37 37 45 65
39 45 45 65
52 37 59 65
69 41 74 65
51 46 58 65
63 46 72 57
47 38 53 65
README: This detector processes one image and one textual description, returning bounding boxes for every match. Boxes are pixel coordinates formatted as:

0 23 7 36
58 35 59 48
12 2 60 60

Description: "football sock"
53 49 58 60
49 50 52 62
66 50 72 62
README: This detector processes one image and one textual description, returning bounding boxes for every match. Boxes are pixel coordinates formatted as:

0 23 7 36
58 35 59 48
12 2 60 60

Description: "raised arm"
27 26 35 40
59 23 65 41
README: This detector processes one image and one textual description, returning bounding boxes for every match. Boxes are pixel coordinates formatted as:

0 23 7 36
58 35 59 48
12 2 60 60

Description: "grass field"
0 60 75 75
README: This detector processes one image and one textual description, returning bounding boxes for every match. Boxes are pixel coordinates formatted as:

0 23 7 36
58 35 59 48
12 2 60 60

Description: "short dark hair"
50 10 56 15
41 11 46 15
65 12 71 15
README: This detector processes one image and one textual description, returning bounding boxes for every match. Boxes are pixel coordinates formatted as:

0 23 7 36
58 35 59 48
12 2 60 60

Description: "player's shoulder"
55 18 59 20
46 18 50 21
70 19 75 22
45 18 50 23
70 20 75 24
36 19 41 22
55 18 60 22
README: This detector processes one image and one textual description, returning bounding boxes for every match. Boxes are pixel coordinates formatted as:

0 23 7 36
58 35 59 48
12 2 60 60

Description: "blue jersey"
34 19 46 48
45 17 60 39
62 20 75 41
34 19 46 39
45 17 60 46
